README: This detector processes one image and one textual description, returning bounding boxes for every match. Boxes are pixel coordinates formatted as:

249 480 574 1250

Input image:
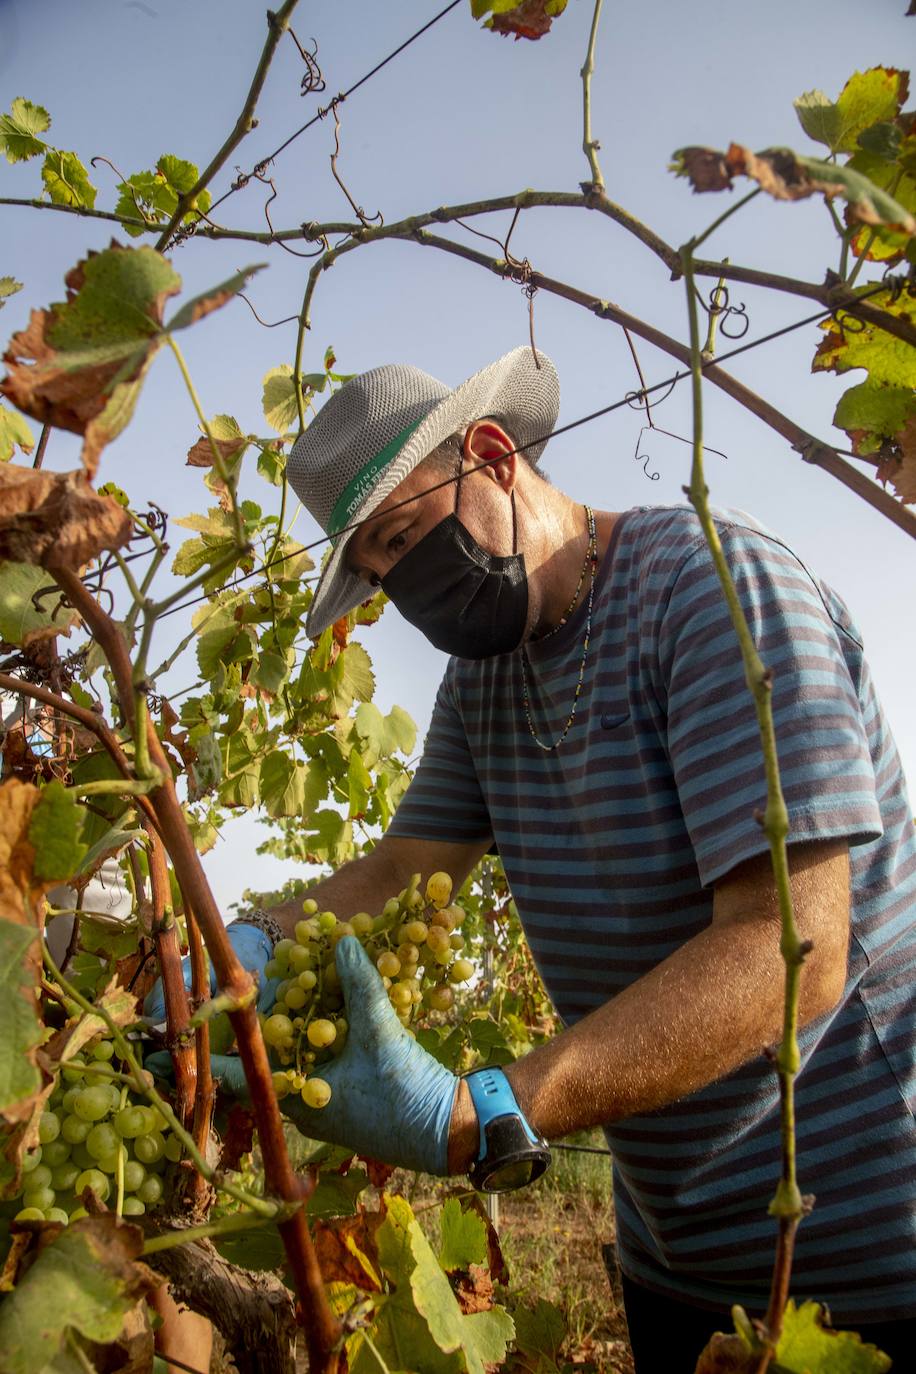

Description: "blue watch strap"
464 1066 540 1159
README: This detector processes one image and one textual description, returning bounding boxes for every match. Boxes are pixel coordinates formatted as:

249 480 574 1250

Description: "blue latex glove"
142 921 281 1023
282 937 460 1175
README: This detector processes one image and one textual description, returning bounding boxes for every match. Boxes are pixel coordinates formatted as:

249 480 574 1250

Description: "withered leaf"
186 433 248 469
484 0 568 40
673 143 916 231
1 246 263 477
312 1207 384 1291
0 464 132 568
694 1332 757 1374
876 416 916 503
0 243 180 476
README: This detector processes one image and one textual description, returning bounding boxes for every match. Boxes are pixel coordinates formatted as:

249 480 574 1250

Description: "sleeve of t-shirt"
387 668 494 845
655 521 883 887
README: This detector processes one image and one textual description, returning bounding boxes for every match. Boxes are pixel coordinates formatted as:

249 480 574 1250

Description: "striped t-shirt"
389 504 916 1322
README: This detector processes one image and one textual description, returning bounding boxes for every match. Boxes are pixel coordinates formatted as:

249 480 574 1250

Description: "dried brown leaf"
674 147 734 192
490 0 562 39
876 416 916 502
452 1262 495 1314
0 464 132 569
694 1332 757 1373
186 434 248 469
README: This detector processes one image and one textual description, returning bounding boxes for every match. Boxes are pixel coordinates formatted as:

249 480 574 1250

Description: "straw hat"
287 346 560 637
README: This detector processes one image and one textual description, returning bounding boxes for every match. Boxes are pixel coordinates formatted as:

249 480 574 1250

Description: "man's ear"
462 419 518 491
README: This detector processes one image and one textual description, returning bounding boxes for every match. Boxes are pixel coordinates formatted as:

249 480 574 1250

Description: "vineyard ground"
402 1132 635 1373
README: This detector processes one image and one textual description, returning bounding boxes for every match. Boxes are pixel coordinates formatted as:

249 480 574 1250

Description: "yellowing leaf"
473 0 568 39
813 288 916 388
833 380 916 456
0 404 35 462
775 1300 891 1373
0 278 23 308
794 68 909 155
262 365 300 434
0 97 50 163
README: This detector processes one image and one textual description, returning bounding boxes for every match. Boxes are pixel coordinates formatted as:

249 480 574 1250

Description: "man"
194 349 916 1368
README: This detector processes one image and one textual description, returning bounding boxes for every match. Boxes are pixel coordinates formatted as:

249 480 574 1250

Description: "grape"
21 1148 42 1173
91 1040 115 1062
389 983 412 1009
164 1135 183 1163
73 1087 111 1122
350 912 373 936
69 1206 89 1220
75 1169 110 1202
61 1087 82 1115
62 1114 92 1144
284 986 307 1011
123 1159 146 1192
137 1174 163 1206
317 911 337 934
301 898 319 916
449 933 465 951
297 970 317 990
45 1207 70 1224
29 1165 53 1189
23 1185 55 1212
42 1140 71 1169
449 959 474 984
86 1123 120 1161
70 1143 95 1171
134 1132 166 1164
376 950 401 979
307 1019 337 1049
301 1078 331 1109
426 984 454 1012
264 1014 295 1048
113 1106 148 1139
50 1163 80 1192
94 1150 123 1176
426 871 453 908
14 1207 46 1222
122 1196 146 1216
38 1111 61 1144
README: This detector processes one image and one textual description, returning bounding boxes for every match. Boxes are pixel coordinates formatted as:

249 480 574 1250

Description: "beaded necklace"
520 505 598 753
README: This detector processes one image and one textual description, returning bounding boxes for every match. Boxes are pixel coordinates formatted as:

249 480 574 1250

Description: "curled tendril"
634 430 661 481
288 30 326 97
700 282 751 339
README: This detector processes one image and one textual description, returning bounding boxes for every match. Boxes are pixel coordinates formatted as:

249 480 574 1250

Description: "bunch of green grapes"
264 871 474 1112
11 1034 182 1225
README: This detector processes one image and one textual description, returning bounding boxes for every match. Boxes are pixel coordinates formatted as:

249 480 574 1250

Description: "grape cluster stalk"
264 871 474 1108
12 1035 183 1223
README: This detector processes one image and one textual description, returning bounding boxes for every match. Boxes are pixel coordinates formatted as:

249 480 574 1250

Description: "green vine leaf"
847 132 916 265
437 1198 488 1272
27 780 88 882
259 751 308 818
0 562 79 646
510 1298 567 1370
114 154 213 235
0 919 43 1119
0 97 50 163
262 364 322 434
0 1216 155 1372
793 68 909 155
41 149 97 209
832 379 916 457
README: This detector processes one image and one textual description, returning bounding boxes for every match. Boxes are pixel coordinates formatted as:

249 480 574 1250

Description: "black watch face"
483 1157 541 1192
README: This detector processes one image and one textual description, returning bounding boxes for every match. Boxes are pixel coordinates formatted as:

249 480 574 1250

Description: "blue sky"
2 0 912 909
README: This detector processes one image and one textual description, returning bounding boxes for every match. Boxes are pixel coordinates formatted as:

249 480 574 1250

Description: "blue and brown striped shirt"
389 505 916 1322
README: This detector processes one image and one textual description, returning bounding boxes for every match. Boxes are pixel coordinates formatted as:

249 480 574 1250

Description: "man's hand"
145 934 461 1176
280 937 459 1174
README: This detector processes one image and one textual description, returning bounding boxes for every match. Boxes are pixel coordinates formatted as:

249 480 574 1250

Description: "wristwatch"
464 1066 551 1193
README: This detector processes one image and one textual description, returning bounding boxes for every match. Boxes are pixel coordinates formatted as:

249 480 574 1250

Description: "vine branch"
580 0 606 193
155 0 301 251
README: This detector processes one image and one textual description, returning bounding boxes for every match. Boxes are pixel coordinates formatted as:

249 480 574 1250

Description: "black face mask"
381 473 528 659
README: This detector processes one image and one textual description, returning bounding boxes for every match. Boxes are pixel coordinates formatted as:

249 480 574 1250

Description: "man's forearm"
268 846 404 939
450 905 846 1173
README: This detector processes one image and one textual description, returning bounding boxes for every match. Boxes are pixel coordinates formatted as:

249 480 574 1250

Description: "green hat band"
327 417 425 538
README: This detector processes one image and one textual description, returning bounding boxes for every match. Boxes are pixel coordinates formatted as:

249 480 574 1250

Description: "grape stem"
41 945 278 1220
142 1206 294 1256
